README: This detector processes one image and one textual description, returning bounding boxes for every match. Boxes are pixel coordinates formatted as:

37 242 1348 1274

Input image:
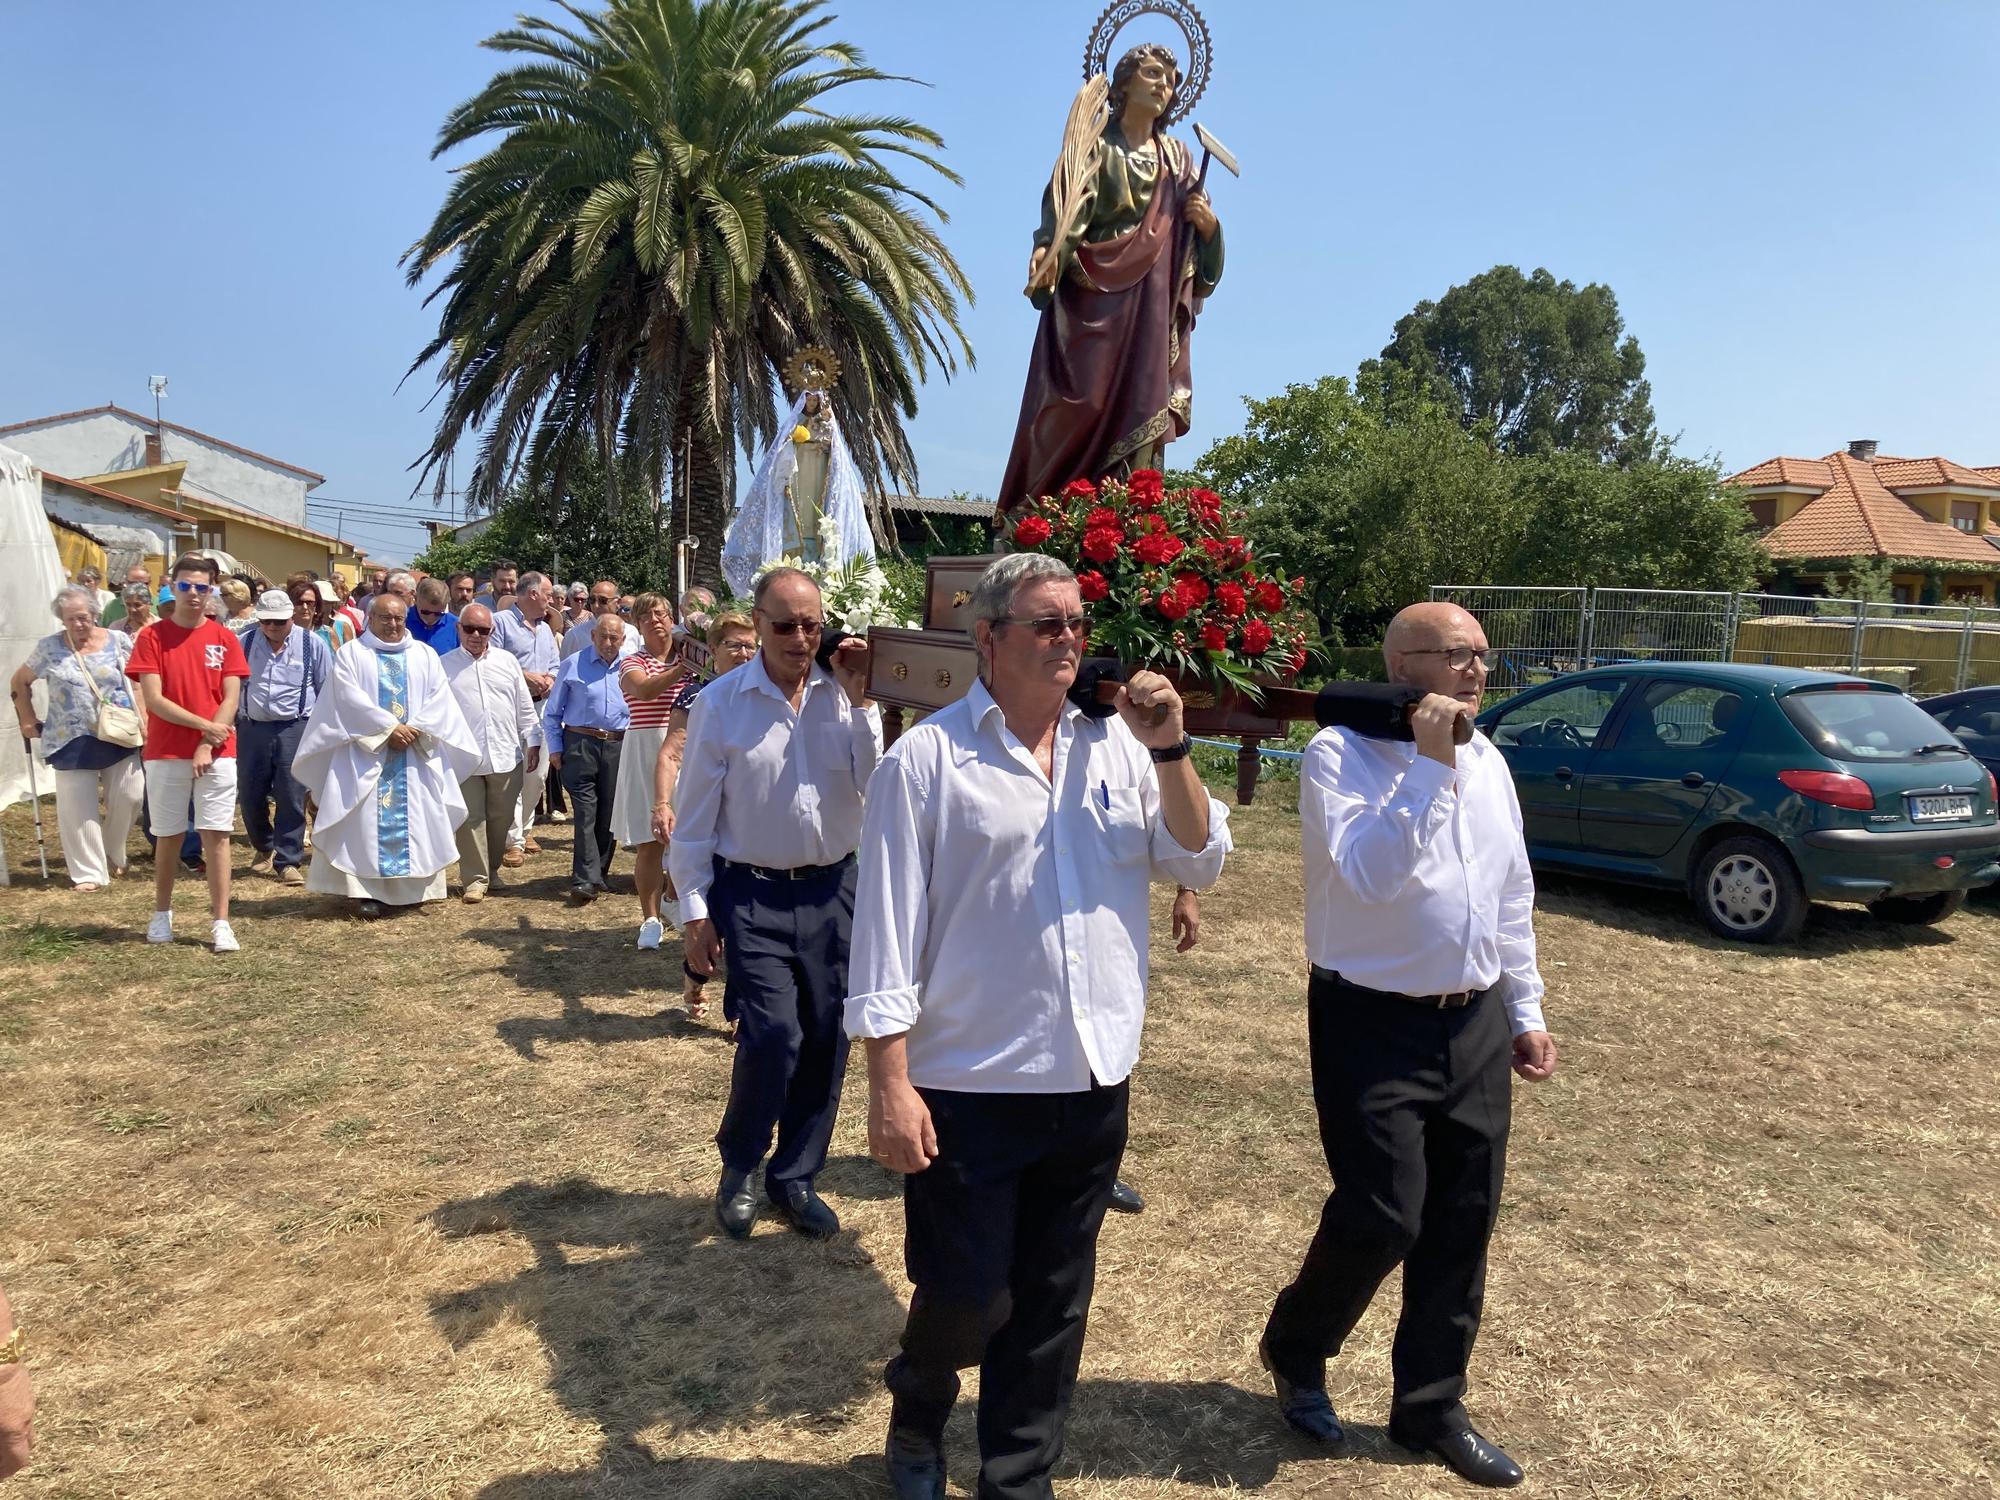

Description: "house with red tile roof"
1727 440 2000 603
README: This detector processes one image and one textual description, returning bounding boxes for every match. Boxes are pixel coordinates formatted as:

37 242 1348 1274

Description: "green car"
1476 663 2000 943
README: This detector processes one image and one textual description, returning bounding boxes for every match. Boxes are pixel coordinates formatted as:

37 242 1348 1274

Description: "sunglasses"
174 580 215 596
764 617 823 637
461 625 494 636
1000 613 1090 642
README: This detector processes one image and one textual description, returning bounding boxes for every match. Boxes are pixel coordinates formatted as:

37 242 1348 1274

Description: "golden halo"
1082 0 1212 126
782 346 841 394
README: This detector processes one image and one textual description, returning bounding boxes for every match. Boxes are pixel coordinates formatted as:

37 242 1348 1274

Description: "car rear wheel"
1866 891 1966 926
1693 835 1807 944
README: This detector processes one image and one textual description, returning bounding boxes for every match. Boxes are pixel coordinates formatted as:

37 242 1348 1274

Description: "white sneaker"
211 920 240 954
145 911 174 944
636 917 664 951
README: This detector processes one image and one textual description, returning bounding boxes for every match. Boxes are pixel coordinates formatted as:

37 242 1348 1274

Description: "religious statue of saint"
997 40 1224 514
783 391 834 561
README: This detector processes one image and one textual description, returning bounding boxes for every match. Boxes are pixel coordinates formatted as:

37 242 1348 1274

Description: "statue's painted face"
1114 47 1179 122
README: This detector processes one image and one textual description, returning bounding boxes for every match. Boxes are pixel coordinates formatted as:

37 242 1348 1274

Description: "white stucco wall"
39 484 180 565
2 410 315 526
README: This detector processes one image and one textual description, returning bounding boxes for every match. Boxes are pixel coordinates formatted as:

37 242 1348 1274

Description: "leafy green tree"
1501 453 1764 592
1365 265 1657 465
402 0 974 587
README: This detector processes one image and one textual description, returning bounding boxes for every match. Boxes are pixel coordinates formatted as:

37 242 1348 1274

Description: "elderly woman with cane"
9 585 147 889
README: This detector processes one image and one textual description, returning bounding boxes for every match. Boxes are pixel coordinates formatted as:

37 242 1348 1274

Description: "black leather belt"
1310 964 1486 1009
563 724 624 741
720 854 853 882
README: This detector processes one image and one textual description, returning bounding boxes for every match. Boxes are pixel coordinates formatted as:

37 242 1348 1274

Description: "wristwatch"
1148 733 1193 764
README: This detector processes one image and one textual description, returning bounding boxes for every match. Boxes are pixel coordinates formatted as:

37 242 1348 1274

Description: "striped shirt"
620 650 695 728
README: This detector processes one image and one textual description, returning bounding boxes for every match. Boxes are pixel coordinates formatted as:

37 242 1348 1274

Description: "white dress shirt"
1301 726 1545 1036
440 645 542 776
844 680 1232 1093
668 653 883 922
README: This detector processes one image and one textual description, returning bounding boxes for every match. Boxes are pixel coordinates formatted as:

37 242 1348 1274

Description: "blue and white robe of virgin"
293 632 480 904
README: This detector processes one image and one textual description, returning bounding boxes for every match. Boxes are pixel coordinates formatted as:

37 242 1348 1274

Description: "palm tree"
402 0 974 586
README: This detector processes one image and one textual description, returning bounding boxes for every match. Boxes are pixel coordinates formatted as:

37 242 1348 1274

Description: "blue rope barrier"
1190 736 1304 762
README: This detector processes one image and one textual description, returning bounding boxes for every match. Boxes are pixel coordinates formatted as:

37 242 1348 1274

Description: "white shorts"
145 757 240 836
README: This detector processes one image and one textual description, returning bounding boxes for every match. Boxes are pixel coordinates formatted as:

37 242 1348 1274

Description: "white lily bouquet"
754 514 913 634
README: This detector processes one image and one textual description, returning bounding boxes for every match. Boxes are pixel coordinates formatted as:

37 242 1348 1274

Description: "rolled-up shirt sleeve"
844 754 933 1039
667 691 728 922
1493 763 1546 1035
1147 783 1232 889
540 667 570 753
1307 732 1457 905
848 700 884 785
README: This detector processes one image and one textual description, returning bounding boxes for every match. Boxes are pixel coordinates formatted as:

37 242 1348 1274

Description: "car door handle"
1681 772 1706 788
1554 766 1573 781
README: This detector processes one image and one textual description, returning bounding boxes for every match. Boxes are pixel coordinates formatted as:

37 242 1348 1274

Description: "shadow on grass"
435 1181 1435 1498
467 914 726 1059
1534 869 1974 957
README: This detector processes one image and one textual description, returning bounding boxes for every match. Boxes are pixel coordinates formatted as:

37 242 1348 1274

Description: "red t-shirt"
125 617 250 760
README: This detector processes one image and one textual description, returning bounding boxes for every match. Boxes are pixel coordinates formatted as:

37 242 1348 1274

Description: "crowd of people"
9 551 1558 1495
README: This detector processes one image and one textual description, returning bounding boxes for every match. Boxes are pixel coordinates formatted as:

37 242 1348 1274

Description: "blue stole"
376 652 412 877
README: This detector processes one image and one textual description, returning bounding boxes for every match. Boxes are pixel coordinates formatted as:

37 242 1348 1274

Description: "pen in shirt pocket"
1100 779 1110 810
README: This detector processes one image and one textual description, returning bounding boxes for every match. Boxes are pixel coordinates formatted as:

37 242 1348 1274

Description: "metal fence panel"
1429 585 1587 700
1586 588 1738 669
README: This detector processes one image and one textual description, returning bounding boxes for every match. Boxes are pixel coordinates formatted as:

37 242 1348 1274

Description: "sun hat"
254 588 295 621
314 580 342 603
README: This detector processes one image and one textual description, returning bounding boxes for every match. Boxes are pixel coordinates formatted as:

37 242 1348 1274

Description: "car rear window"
1781 687 1968 762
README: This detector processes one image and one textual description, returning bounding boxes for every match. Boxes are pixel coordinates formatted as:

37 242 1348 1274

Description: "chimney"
144 431 163 467
1847 439 1879 462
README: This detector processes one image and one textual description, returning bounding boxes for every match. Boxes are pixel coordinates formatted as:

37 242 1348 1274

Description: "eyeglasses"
763 617 823 637
1403 647 1500 672
461 625 493 636
718 638 759 657
999 614 1090 642
174 580 215 596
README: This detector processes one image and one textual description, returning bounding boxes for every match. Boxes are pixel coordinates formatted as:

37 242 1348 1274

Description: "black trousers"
1264 973 1511 1439
559 735 620 888
887 1081 1128 1500
710 855 855 1188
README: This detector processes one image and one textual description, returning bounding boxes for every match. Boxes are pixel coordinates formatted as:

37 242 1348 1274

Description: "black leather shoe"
715 1167 759 1239
568 883 597 905
1391 1426 1523 1488
768 1180 840 1239
883 1420 946 1500
1108 1178 1146 1214
1257 1337 1344 1444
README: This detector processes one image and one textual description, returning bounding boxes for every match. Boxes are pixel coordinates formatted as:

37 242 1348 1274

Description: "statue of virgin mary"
721 390 877 598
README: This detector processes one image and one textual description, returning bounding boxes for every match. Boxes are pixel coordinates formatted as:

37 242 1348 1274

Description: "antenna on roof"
148 375 169 431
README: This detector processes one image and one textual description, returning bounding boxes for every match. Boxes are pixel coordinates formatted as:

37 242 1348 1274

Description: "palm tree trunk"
672 414 732 594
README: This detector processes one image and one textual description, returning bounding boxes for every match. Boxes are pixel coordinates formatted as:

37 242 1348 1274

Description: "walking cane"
22 734 50 881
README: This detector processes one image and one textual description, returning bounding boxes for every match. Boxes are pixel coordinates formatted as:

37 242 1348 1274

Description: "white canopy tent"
0 442 68 817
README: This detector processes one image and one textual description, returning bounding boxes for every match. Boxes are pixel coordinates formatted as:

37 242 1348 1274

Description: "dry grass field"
2 789 1997 1499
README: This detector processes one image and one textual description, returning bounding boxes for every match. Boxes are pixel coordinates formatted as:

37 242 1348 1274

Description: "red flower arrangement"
1006 469 1320 693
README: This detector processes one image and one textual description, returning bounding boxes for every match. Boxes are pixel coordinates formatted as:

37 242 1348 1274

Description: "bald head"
1384 602 1488 706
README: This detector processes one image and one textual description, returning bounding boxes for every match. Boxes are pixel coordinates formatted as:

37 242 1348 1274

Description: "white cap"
254 588 295 621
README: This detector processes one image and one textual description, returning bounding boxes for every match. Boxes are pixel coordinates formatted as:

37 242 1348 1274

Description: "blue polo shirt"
407 609 460 653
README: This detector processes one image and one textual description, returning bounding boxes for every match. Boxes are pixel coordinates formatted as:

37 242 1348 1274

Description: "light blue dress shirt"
542 645 633 751
493 606 559 676
240 624 331 722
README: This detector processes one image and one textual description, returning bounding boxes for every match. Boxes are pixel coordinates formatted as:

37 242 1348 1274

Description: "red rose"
1012 514 1053 547
1080 527 1121 564
1200 622 1229 652
1216 582 1248 618
1200 537 1229 562
1173 572 1210 606
1255 579 1285 612
1061 478 1098 500
1242 619 1275 655
1291 576 1306 592
1084 506 1119 531
1186 487 1223 526
1127 469 1165 507
1131 531 1184 566
1076 569 1110 602
1156 586 1191 622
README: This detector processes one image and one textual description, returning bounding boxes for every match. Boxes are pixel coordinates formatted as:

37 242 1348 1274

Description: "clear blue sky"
4 0 1996 564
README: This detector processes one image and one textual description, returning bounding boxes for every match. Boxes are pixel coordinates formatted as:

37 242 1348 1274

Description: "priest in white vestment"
294 595 479 912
